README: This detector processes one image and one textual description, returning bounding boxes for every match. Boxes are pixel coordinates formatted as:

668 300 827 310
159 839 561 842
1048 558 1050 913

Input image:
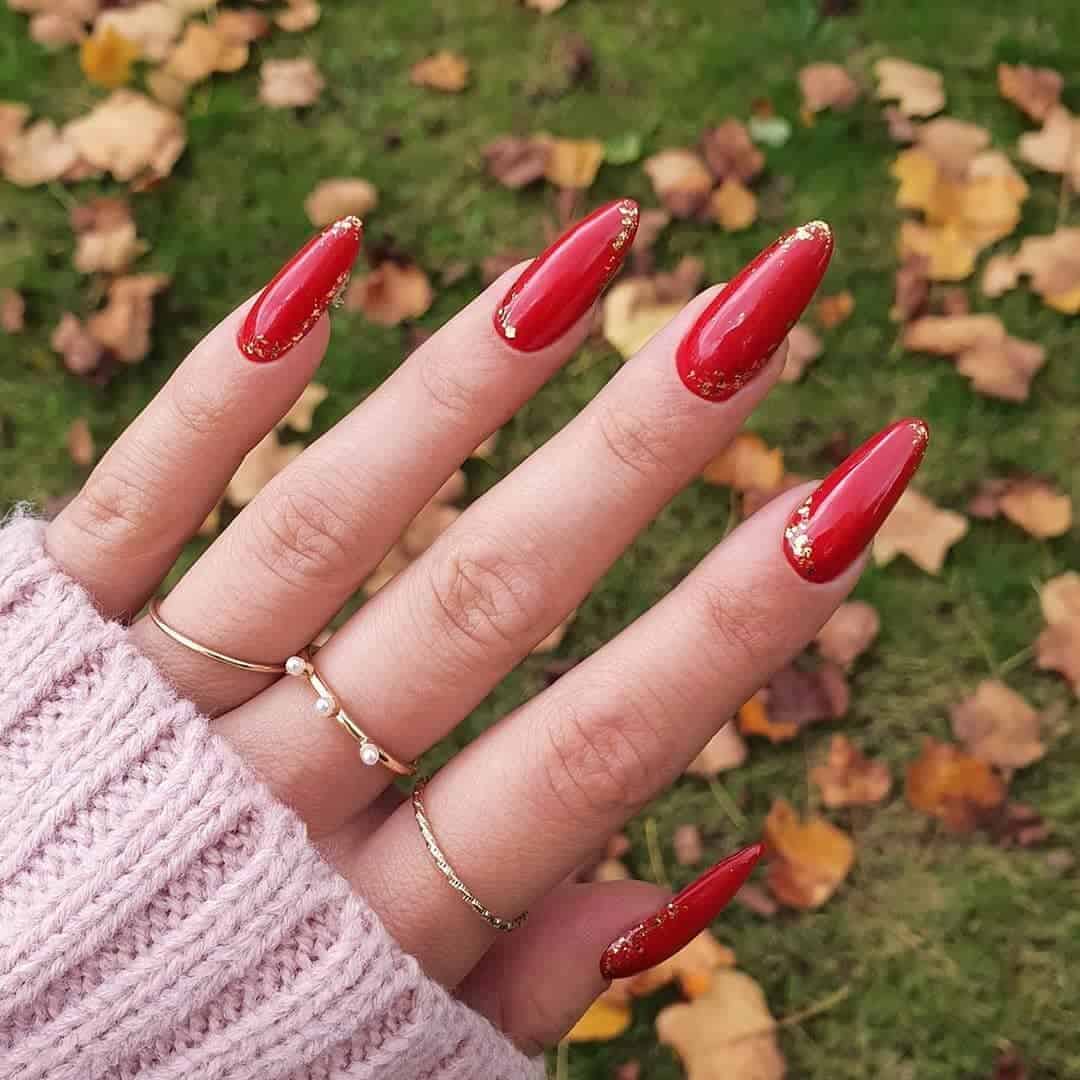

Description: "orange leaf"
708 178 757 231
409 50 469 93
905 738 1007 832
643 148 713 218
998 62 1063 123
80 26 139 89
810 735 892 808
304 178 378 226
66 418 95 467
996 477 1072 538
610 930 735 1002
344 261 433 327
703 432 784 492
815 289 854 329
872 489 968 574
763 798 854 909
950 680 1045 771
565 992 631 1042
799 62 859 113
685 722 747 777
815 601 880 669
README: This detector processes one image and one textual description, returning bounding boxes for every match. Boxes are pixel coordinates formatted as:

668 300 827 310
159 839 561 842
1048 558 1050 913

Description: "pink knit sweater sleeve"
0 515 545 1080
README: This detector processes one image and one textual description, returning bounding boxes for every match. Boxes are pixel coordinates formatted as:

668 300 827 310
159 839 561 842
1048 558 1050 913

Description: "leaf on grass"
71 197 146 274
643 148 714 218
601 277 684 358
915 117 990 177
304 178 378 226
905 737 1006 833
990 802 1050 849
811 735 892 808
763 798 854 909
97 3 183 62
629 208 670 273
0 102 29 154
275 1 320 32
51 313 104 375
799 62 859 112
815 289 854 329
815 601 879 669
950 680 1045 771
80 26 139 87
883 105 916 143
1035 572 1080 696
708 178 757 231
1040 571 1080 625
543 136 604 189
703 432 784 492
890 253 930 321
673 824 703 866
344 261 433 326
86 272 171 363
214 8 271 43
873 489 968 574
955 336 1045 402
656 968 784 1080
259 57 326 108
525 0 569 11
979 227 1080 313
564 994 631 1043
226 430 304 506
2 119 80 187
162 21 248 84
482 135 551 189
874 58 945 118
1 289 26 334
615 930 735 1002
997 63 1062 124
409 50 469 93
685 721 747 776
995 477 1072 538
30 12 86 48
700 119 764 182
66 417 94 466
778 322 823 382
743 663 848 743
279 382 328 433
1017 105 1080 189
64 90 185 183
903 313 1004 354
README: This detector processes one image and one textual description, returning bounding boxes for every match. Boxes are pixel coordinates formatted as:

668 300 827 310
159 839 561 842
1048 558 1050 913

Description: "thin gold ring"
148 598 287 674
412 776 528 932
285 653 416 776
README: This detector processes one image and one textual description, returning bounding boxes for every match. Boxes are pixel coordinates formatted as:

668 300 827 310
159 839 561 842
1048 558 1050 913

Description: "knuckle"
416 354 476 428
593 405 681 485
166 376 233 441
65 459 154 552
696 576 774 671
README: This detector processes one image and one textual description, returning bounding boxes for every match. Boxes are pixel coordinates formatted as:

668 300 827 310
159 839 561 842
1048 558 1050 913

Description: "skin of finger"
134 262 593 716
220 287 788 834
456 879 669 1053
46 301 329 622
344 484 863 984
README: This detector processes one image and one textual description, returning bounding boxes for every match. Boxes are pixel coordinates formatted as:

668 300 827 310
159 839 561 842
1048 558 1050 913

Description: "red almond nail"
493 199 639 352
676 221 834 401
599 843 763 980
784 418 931 583
238 216 363 364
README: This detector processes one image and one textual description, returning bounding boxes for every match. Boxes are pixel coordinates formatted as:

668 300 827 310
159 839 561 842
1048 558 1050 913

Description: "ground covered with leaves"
1 1 1079 1077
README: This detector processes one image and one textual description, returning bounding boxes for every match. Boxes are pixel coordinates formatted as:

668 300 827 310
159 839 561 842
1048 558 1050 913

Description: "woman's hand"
44 204 925 1051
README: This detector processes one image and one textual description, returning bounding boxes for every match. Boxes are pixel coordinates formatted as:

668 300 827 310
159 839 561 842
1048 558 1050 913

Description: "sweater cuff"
0 514 544 1080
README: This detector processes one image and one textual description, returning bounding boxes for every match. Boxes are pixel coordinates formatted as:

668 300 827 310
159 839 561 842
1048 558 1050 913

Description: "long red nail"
599 843 762 980
784 418 930 582
676 221 833 401
493 198 639 352
238 216 363 363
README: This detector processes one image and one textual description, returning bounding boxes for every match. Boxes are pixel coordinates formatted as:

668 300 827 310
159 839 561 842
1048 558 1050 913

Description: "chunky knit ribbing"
0 515 544 1080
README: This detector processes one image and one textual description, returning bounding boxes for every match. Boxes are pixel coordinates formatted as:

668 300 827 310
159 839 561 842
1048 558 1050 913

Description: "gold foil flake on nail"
328 215 363 238
495 302 517 339
329 269 352 309
910 419 930 448
785 499 815 572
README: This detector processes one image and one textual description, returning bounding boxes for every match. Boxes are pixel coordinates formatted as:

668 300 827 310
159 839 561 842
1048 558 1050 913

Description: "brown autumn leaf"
1017 105 1080 189
86 273 171 363
51 312 104 375
903 313 1005 354
214 8 271 44
950 680 1045 771
96 3 183 62
163 21 248 84
997 63 1062 123
2 119 80 186
873 489 968 574
64 90 185 183
799 62 859 112
990 801 1050 850
815 289 854 329
995 477 1072 538
279 382 328 433
763 797 854 909
410 50 469 93
80 26 139 88
1 289 26 334
673 824 703 866
890 253 930 321
700 119 764 183
980 227 1080 314
955 335 1045 402
226 429 304 506
543 137 604 189
304 178 378 227
66 417 95 467
482 135 551 189
30 12 85 48
275 1 320 32
815 601 879 669
779 322 823 382
742 662 848 742
874 58 945 118
642 148 714 218
71 197 146 274
708 178 757 231
1040 571 1080 625
344 261 433 326
685 721 748 776
915 117 990 177
564 993 631 1043
811 735 892 808
601 276 684 358
905 737 1007 832
703 432 784 492
939 286 969 316
259 57 325 108
656 968 785 1080
1035 572 1080 696
0 102 29 155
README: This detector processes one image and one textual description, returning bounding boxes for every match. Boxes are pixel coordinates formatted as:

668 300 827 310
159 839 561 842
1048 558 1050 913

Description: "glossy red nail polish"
784 418 930 582
238 216 363 363
676 221 833 401
493 199 639 352
599 843 762 980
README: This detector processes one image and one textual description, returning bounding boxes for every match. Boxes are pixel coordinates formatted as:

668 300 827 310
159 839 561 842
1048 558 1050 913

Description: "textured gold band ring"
412 776 528 933
148 598 287 674
284 653 416 776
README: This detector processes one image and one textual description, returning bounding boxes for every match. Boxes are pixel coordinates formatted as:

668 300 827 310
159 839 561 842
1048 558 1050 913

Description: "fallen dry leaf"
700 119 764 183
1034 572 1080 696
883 105 917 143
71 197 146 274
1 289 25 333
564 994 631 1042
543 136 604 189
939 286 969 316
815 601 879 669
816 289 854 329
97 3 182 62
614 930 735 1002
996 477 1072 538
214 8 271 43
86 272 171 363
66 417 95 467
304 178 378 227
990 802 1050 849
997 63 1062 123
979 227 1080 313
703 432 784 492
602 276 684 358
482 135 550 189
344 261 433 326
905 737 1007 832
279 382 328 433
51 313 104 375
80 26 139 88
1017 105 1080 189
955 336 1045 402
950 680 1045 771
874 58 945 117
410 50 469 93
811 735 892 808
742 663 848 742
708 178 757 231
525 0 568 10
163 21 248 84
685 721 747 776
991 1046 1029 1080
2 119 80 186
0 102 29 154
259 57 325 108
275 1 320 32
226 429 304 506
873 489 968 574
643 148 714 218
30 11 85 48
64 90 185 183
899 219 978 281
673 824 703 866
915 117 990 177
799 62 859 112
890 254 929 321
903 313 1005 354
763 798 854 909
1040 571 1080 625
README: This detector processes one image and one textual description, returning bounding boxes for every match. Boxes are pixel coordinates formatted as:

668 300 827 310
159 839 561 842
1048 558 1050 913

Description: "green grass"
2 1 1080 1076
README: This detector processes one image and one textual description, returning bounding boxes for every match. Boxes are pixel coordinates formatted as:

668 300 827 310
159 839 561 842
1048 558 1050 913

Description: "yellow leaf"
708 178 757 231
565 994 631 1042
890 148 940 211
898 220 978 281
543 137 605 190
601 278 683 359
80 26 140 89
